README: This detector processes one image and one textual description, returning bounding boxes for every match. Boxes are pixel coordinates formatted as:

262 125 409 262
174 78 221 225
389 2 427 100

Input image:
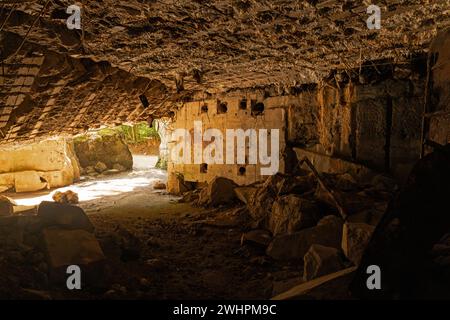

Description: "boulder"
43 228 105 283
37 201 94 232
266 215 343 260
207 177 238 207
0 196 15 217
269 195 319 236
74 133 133 170
303 244 346 281
341 222 375 266
94 161 108 173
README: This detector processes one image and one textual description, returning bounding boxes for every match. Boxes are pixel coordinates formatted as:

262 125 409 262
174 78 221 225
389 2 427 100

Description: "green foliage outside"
93 122 160 144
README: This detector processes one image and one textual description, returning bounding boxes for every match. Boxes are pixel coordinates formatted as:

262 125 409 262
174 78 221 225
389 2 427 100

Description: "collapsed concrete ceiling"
0 0 449 142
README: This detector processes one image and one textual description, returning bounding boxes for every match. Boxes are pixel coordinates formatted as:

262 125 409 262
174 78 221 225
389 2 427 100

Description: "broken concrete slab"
266 215 343 260
269 195 319 236
303 244 346 281
37 201 94 233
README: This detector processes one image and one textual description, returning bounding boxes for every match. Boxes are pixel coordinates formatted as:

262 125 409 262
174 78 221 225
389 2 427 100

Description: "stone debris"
269 195 319 236
266 215 343 261
240 230 272 248
303 244 347 281
94 161 108 173
167 173 194 195
207 177 238 207
234 187 258 205
74 133 133 171
37 201 94 233
152 181 166 190
0 197 104 295
43 228 105 281
52 190 79 204
341 222 375 266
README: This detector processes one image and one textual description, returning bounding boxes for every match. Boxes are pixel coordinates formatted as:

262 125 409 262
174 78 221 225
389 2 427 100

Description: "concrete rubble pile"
176 157 399 295
0 198 105 299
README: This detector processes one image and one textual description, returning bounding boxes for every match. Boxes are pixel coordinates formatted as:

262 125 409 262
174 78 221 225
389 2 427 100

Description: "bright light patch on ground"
10 156 166 206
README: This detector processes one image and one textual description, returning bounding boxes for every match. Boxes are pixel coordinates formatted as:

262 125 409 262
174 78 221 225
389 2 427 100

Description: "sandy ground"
6 155 291 299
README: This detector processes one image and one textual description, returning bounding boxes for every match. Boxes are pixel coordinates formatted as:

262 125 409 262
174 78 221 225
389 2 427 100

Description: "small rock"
303 244 346 281
94 161 108 173
52 190 79 204
153 181 166 190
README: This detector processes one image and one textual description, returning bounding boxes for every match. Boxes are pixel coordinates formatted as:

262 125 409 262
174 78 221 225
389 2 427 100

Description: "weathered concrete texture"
0 138 80 193
168 96 286 186
74 133 133 170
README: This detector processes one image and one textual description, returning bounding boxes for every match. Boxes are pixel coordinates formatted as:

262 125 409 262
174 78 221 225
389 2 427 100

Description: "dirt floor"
6 156 301 300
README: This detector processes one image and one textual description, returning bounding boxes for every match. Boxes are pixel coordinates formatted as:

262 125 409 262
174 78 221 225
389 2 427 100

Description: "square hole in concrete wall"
217 100 228 114
200 163 208 173
251 100 265 116
239 98 247 110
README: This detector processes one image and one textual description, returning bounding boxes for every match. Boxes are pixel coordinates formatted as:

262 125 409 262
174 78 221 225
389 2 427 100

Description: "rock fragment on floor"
266 215 343 260
269 195 319 236
303 244 346 281
52 190 79 204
